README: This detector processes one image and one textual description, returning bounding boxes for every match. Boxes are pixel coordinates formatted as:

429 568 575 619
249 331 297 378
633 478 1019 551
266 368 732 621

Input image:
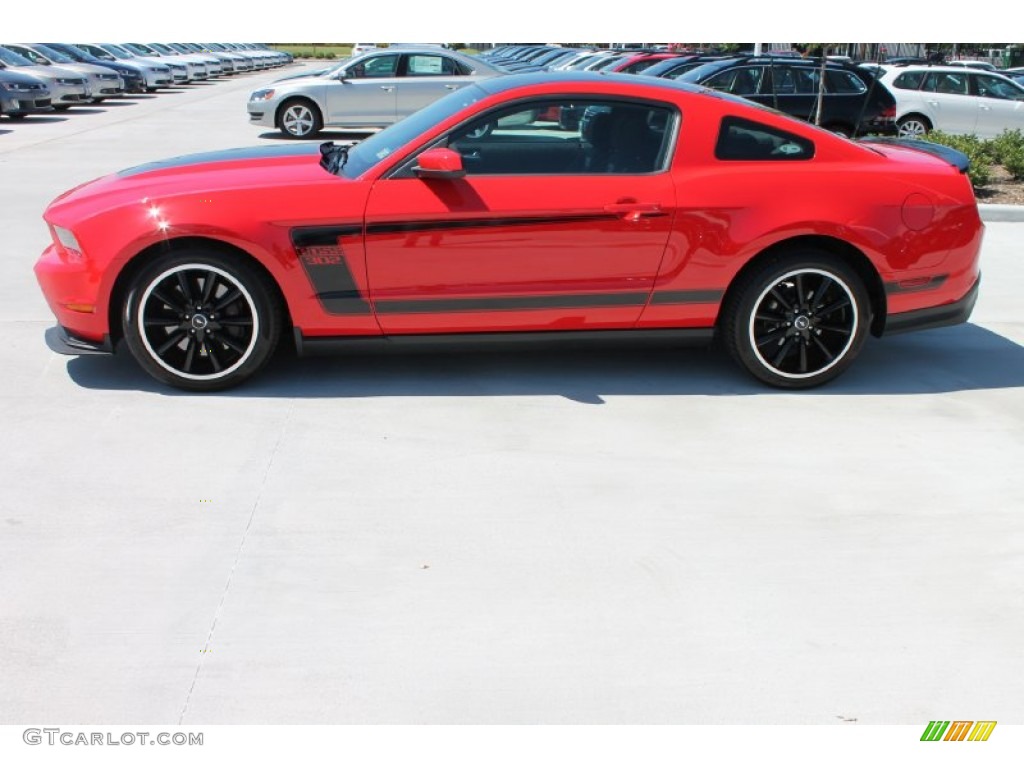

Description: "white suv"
879 65 1024 138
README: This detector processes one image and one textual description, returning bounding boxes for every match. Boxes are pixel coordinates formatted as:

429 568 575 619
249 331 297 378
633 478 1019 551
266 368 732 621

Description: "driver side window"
446 99 674 175
349 54 399 78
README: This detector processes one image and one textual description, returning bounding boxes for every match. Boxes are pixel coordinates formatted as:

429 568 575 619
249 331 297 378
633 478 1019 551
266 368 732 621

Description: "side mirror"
413 148 466 180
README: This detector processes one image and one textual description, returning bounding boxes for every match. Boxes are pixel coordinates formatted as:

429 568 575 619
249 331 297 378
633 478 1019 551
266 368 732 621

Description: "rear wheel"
897 114 931 138
123 250 282 391
278 98 323 139
721 252 870 388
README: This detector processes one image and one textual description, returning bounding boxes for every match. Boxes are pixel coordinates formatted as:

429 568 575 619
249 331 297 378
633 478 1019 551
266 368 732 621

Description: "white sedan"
879 65 1024 138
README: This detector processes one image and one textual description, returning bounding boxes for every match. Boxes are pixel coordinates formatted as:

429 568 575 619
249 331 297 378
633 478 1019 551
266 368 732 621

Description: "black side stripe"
366 212 654 236
650 289 724 305
884 275 948 295
375 292 650 314
291 225 370 315
374 290 724 315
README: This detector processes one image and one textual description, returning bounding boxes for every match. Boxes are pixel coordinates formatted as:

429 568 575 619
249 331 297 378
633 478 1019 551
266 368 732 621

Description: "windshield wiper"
319 141 356 174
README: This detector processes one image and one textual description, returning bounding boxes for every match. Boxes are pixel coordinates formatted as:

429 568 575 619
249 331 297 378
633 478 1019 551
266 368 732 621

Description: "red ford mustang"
35 72 983 391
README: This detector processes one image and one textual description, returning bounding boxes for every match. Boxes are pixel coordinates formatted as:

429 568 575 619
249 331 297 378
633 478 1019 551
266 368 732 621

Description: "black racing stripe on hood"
118 144 320 177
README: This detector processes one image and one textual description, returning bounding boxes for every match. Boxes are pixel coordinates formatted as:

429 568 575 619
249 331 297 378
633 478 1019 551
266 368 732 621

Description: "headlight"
52 225 84 262
250 89 275 101
0 82 36 92
56 78 84 86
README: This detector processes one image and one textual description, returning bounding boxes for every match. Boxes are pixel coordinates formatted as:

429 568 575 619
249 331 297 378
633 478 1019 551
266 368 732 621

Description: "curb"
979 204 1024 222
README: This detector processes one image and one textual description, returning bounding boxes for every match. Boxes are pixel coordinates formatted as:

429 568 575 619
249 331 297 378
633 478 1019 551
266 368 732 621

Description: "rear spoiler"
859 137 970 173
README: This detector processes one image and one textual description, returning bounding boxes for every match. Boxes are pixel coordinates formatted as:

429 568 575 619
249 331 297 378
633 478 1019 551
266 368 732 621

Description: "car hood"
0 69 49 87
7 64 85 81
46 144 347 218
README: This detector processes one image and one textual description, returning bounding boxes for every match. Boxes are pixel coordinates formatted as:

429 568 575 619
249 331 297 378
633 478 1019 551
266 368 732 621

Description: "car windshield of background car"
0 46 34 67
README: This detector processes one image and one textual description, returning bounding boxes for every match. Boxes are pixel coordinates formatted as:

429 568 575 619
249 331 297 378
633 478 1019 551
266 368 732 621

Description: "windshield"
31 44 73 64
0 45 34 67
341 85 485 178
104 44 136 59
123 43 153 56
150 43 175 55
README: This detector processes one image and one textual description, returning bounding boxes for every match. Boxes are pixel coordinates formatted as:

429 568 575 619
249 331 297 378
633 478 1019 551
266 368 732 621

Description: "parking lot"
2 68 1023 724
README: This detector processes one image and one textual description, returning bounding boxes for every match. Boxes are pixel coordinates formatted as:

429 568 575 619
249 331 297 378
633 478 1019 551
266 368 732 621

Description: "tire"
122 250 282 391
278 98 323 139
897 114 931 138
91 98 105 105
146 87 157 93
721 251 870 389
6 113 26 120
53 105 71 112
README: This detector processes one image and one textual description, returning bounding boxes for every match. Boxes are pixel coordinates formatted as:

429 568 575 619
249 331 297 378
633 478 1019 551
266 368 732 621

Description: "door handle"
444 84 459 90
380 85 395 92
926 100 939 107
604 201 662 222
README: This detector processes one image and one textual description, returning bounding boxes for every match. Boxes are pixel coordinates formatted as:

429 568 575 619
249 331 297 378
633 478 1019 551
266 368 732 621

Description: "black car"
41 43 146 94
674 56 897 137
0 68 52 119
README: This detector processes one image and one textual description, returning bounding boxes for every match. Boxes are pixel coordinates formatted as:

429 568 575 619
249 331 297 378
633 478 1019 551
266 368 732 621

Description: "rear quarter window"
716 116 815 161
892 71 926 90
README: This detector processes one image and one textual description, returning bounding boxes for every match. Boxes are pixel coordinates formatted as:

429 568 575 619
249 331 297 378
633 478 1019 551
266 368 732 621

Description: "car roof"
473 69 712 97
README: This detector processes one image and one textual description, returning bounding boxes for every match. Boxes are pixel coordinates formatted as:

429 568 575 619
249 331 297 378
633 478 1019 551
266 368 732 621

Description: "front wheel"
123 250 282 391
721 252 870 388
278 99 323 139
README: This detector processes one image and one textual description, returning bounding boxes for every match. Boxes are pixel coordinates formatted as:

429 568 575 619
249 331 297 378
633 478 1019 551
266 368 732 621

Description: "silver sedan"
0 45 89 108
247 48 504 139
5 43 123 103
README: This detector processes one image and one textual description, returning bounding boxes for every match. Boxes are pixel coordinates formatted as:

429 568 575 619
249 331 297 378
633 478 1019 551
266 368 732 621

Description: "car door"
970 73 1024 138
325 52 400 126
920 71 977 134
395 53 476 118
362 98 678 334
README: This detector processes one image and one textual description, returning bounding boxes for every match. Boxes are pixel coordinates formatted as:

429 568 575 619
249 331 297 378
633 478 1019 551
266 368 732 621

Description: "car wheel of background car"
91 98 105 105
123 250 282 391
278 99 323 139
721 251 870 388
53 105 71 112
6 113 26 120
897 114 931 138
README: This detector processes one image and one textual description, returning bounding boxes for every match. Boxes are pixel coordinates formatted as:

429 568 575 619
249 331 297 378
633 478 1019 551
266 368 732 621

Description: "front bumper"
884 275 980 335
45 325 113 356
247 103 276 127
34 242 109 344
1 93 53 113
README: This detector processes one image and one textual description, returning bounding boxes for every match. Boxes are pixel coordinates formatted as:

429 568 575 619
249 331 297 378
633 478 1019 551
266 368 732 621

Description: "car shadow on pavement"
11 116 67 124
63 323 1024 401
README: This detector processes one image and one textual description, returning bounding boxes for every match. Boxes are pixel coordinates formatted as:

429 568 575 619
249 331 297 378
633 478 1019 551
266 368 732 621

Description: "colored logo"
921 721 996 741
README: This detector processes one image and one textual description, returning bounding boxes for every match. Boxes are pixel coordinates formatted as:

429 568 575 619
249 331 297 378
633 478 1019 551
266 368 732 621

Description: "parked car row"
0 43 291 121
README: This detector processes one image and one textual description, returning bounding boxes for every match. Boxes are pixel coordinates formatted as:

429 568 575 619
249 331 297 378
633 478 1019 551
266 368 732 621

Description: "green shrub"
987 129 1024 166
1003 146 1024 181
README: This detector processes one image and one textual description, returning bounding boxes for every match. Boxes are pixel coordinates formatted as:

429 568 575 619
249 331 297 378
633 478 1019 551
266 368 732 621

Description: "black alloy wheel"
123 250 281 390
722 252 870 388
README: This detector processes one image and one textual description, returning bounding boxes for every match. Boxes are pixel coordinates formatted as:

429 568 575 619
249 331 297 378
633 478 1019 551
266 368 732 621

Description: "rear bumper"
884 275 980 335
